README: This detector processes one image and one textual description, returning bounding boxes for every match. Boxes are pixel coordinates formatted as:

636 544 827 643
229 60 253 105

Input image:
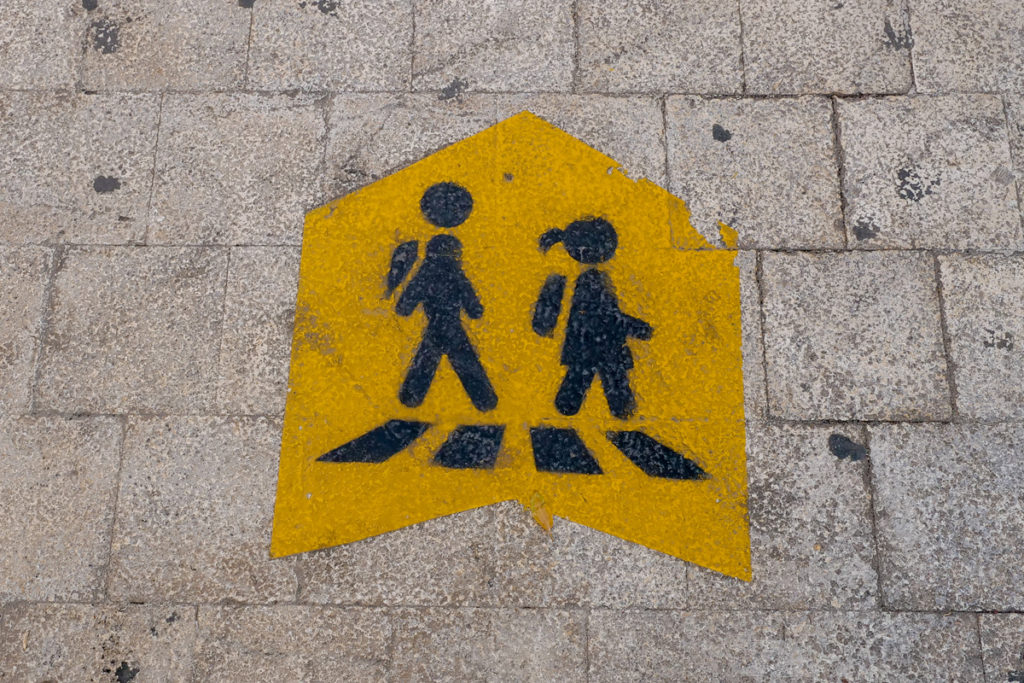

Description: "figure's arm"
532 274 566 336
395 275 422 316
621 312 653 340
457 272 484 319
385 240 418 298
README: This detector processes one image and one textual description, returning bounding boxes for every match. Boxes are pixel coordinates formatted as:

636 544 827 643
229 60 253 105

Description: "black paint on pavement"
396 234 498 411
828 433 867 462
433 425 505 469
531 274 566 336
536 219 652 419
319 420 431 463
385 240 418 297
607 431 708 480
93 175 121 193
420 182 473 228
530 427 603 474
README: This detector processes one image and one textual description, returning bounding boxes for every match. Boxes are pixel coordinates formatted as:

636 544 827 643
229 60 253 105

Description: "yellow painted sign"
271 112 751 580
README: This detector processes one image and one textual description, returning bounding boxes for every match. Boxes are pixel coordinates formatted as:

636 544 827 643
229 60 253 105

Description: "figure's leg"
555 365 596 416
599 366 636 419
399 334 443 407
445 326 498 411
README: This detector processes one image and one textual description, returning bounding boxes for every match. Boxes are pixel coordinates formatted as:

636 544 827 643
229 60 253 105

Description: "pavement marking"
271 111 751 580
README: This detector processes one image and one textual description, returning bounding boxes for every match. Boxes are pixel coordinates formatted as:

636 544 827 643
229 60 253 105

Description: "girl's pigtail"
539 228 564 252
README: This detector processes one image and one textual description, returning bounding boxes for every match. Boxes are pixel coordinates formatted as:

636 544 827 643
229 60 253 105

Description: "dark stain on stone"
712 124 732 142
439 77 468 101
93 175 121 193
852 216 879 240
828 433 867 462
896 167 939 201
883 18 914 49
166 611 179 624
90 19 120 54
982 328 1014 350
298 0 338 16
82 0 99 11
340 167 371 184
238 0 255 6
114 662 139 683
1008 669 1024 683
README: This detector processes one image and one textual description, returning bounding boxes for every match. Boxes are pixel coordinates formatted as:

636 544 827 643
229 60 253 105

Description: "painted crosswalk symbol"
272 112 751 580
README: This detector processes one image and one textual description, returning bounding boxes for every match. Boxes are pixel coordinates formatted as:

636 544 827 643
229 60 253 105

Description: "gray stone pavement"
0 1 1022 681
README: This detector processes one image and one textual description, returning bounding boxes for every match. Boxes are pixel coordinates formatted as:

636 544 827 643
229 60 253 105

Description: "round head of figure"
420 182 473 228
539 217 618 264
426 233 462 259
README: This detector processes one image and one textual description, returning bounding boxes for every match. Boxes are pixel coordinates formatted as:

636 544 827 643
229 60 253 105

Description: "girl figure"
532 218 652 419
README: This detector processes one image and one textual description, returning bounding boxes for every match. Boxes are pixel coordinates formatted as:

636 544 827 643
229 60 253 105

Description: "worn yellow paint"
271 111 751 580
719 222 740 249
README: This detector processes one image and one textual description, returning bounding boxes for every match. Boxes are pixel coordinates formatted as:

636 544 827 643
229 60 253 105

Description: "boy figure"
392 183 498 412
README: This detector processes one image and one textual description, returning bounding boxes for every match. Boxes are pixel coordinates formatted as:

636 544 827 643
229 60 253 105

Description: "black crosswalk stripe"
432 425 505 469
317 419 430 463
319 420 708 481
529 426 603 474
606 430 707 480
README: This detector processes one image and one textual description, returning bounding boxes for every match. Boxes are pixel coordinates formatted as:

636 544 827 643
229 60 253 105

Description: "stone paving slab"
299 505 514 607
249 0 409 93
911 0 1024 93
34 247 228 414
217 246 300 416
837 95 1021 250
2 3 1024 678
939 254 1024 420
297 423 866 612
412 0 574 93
494 94 666 184
249 0 411 92
0 415 121 602
196 605 390 681
325 93 670 200
742 0 913 95
761 250 951 421
0 246 50 413
80 0 250 91
588 609 983 681
0 1 84 89
577 0 742 94
737 251 768 420
666 96 844 249
1006 93 1024 223
391 608 586 681
0 603 196 682
871 423 1024 611
299 501 691 609
687 423 877 610
107 416 298 603
325 94 498 199
0 92 160 245
980 614 1024 683
149 93 326 246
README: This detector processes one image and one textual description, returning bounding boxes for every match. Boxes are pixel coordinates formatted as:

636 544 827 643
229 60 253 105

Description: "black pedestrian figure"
392 183 497 412
532 218 652 419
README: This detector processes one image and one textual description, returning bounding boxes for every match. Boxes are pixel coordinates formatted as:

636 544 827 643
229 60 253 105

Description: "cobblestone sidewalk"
1 0 1023 680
